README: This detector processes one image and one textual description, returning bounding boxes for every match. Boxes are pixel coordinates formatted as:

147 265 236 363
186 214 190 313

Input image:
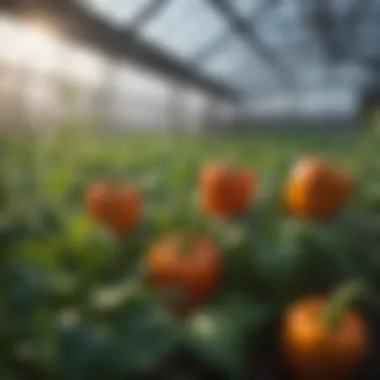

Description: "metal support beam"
341 0 375 63
129 0 172 29
309 0 342 65
0 0 240 102
193 0 281 64
205 0 295 89
193 31 232 64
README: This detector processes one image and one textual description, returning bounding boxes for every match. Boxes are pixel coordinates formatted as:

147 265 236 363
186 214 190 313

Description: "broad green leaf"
185 297 273 380
105 297 180 377
59 323 106 380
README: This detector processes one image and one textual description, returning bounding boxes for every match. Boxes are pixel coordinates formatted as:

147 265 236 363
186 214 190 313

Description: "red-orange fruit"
284 157 353 221
147 233 221 312
200 162 256 217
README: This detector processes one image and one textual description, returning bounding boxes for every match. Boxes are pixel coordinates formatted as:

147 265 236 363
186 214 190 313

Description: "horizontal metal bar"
0 0 241 101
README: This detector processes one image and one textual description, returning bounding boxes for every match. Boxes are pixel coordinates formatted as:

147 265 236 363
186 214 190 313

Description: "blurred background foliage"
0 121 379 379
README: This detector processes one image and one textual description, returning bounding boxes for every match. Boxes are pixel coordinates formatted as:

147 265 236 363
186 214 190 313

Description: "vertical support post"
92 58 119 133
202 97 219 133
167 82 186 133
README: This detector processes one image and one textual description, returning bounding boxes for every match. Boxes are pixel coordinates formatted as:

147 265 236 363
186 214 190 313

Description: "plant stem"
178 232 196 257
320 279 368 330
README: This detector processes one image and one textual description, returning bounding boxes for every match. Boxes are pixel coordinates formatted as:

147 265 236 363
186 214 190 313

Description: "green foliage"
0 129 379 379
185 295 275 380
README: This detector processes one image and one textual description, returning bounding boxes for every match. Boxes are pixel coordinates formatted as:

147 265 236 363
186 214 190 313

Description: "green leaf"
66 214 96 245
185 297 273 380
65 213 118 280
59 323 106 380
0 366 15 380
88 279 141 315
105 297 180 377
19 238 62 270
4 266 50 314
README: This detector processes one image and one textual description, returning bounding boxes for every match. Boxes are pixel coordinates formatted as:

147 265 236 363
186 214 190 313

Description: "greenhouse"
0 0 380 379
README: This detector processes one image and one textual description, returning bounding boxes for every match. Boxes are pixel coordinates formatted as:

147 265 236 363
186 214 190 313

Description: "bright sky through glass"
1 0 379 120
78 0 279 89
0 13 213 128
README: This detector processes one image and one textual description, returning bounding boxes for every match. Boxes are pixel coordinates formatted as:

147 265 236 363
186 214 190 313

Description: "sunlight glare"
0 14 106 82
0 15 60 73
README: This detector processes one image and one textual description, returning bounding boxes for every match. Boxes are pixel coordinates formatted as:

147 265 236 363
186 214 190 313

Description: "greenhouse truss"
1 0 380 104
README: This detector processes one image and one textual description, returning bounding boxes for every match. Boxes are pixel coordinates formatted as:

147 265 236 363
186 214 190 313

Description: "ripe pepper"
281 280 369 380
147 233 221 314
284 157 353 221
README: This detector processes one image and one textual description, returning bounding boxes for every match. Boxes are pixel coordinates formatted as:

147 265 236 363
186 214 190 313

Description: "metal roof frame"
0 0 298 100
5 0 375 101
0 0 240 101
128 0 172 30
192 0 281 65
204 0 295 89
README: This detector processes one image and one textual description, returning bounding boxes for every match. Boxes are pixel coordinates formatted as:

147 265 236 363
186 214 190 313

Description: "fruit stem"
178 232 196 257
320 279 368 331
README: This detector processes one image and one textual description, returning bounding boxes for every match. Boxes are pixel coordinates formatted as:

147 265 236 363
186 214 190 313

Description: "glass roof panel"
200 36 255 79
74 0 380 100
77 0 313 96
80 0 151 26
139 0 228 60
354 5 380 63
232 0 263 18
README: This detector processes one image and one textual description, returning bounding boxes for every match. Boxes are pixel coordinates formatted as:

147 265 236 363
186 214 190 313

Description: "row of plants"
1 130 380 379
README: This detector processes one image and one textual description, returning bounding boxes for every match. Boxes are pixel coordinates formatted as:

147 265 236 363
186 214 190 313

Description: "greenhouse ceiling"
1 0 380 102
78 0 294 98
0 0 292 102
